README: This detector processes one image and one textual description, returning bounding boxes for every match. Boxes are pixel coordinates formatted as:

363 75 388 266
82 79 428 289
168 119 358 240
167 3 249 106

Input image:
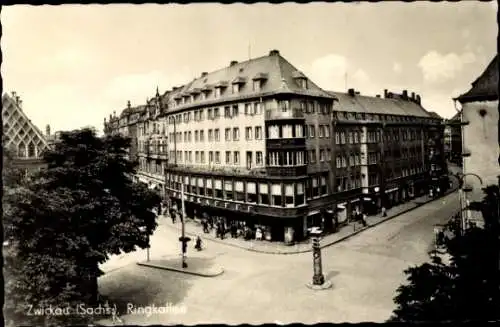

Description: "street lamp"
306 227 332 290
178 178 190 268
457 172 483 235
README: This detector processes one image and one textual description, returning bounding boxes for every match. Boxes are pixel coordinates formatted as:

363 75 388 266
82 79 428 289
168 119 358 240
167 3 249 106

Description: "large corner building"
104 50 447 242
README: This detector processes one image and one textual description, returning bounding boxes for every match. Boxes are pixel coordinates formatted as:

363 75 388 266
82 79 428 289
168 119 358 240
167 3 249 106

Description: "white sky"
2 2 497 134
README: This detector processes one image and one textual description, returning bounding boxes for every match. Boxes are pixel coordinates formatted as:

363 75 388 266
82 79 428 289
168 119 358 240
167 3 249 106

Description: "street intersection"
97 191 459 325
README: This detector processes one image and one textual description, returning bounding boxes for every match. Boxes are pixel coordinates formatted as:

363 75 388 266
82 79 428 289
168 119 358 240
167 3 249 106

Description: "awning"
385 187 399 193
337 204 346 209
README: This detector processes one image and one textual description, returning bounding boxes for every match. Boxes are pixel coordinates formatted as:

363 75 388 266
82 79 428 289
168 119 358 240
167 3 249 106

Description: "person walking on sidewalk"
170 209 177 223
381 206 387 217
361 212 368 227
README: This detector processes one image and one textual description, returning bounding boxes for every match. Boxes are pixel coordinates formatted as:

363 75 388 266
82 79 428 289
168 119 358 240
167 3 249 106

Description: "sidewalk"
164 185 458 255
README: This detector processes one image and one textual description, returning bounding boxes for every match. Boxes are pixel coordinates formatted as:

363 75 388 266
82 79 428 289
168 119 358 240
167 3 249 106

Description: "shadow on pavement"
98 264 195 320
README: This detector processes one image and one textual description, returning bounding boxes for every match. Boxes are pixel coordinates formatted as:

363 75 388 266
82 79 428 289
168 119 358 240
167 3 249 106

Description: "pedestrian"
195 235 203 251
256 227 263 241
202 219 209 233
361 212 367 227
381 206 387 217
170 209 176 223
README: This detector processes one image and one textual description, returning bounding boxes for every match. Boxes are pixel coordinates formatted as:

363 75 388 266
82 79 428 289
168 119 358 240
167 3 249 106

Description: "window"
233 105 239 117
233 128 240 141
320 176 327 195
319 125 325 138
271 184 282 206
214 179 223 198
268 125 279 139
214 129 220 142
224 106 231 118
255 126 263 139
295 124 303 137
235 181 245 202
245 127 252 140
253 80 261 91
188 131 192 142
254 102 262 115
309 125 316 138
215 151 220 164
215 88 221 98
200 151 205 163
295 182 305 205
335 132 340 144
200 130 205 142
247 182 257 203
232 84 239 94
309 150 316 163
195 130 199 142
281 125 292 138
195 151 200 163
269 152 279 166
208 129 214 142
300 101 306 113
225 151 231 164
296 151 305 165
225 128 231 141
245 103 252 115
325 125 330 138
320 149 325 162
214 107 220 119
246 151 253 169
256 151 263 166
259 183 269 205
208 108 213 120
285 184 294 207
234 151 240 164
279 100 290 112
209 151 214 164
312 177 320 197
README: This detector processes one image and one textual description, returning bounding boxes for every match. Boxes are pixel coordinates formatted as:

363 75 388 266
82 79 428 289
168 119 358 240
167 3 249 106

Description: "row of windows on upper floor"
167 99 334 126
334 111 437 125
169 79 302 109
168 126 266 143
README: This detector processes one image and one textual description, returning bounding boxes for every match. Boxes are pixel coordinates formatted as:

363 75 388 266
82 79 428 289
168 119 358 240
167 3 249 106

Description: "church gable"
2 92 49 159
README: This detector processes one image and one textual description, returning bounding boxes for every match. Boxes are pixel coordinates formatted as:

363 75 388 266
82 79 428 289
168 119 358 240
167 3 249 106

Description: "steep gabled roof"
2 92 49 157
456 55 499 103
328 92 433 118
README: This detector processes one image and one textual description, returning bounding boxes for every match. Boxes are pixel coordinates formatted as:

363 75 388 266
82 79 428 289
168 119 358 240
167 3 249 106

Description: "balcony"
265 108 304 120
266 165 307 177
266 137 306 149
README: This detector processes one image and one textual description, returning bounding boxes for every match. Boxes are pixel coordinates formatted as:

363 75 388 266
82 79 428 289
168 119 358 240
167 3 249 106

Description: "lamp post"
306 228 332 290
178 178 190 268
457 172 483 235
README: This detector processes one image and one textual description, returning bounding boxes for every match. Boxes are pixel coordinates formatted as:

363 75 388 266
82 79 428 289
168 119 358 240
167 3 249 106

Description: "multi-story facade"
444 111 463 165
455 55 499 225
2 91 50 173
104 50 446 242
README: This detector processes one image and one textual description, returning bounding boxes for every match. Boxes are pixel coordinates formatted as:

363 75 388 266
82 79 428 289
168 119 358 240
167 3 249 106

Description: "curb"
164 187 458 255
136 261 224 277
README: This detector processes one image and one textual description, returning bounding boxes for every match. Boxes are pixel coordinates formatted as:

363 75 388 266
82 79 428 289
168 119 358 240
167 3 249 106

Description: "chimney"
172 86 178 91
416 94 421 105
348 88 355 96
269 49 280 56
201 72 208 77
18 99 23 108
411 91 415 100
230 60 238 67
127 100 131 109
15 96 20 106
46 124 51 137
113 110 116 117
384 89 388 98
402 90 408 99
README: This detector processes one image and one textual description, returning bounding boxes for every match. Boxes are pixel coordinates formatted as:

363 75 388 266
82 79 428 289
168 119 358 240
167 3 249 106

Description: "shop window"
259 183 270 205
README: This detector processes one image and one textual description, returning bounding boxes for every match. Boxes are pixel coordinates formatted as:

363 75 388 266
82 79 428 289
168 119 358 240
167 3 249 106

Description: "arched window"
28 142 36 158
18 142 26 158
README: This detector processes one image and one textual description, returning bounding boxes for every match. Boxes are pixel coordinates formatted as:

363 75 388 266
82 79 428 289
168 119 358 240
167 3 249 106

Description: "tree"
4 128 161 326
390 185 500 322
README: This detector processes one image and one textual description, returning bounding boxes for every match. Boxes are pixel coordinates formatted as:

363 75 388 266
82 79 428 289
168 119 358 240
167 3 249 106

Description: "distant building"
455 54 499 225
104 50 447 242
444 111 462 165
2 91 50 173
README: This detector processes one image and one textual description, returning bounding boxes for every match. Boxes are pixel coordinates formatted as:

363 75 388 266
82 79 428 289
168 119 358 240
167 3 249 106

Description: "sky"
2 2 498 134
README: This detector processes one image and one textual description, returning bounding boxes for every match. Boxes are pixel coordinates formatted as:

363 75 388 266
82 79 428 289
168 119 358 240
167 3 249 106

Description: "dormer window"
292 71 308 89
252 73 268 92
232 77 246 94
214 81 228 98
215 88 221 98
